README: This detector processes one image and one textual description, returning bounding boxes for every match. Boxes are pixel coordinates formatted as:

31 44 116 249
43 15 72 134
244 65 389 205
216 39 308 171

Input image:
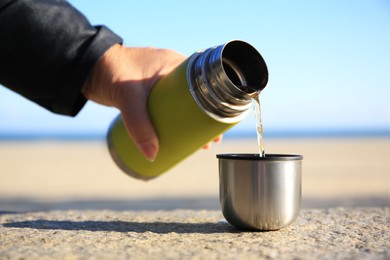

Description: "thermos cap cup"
217 154 303 230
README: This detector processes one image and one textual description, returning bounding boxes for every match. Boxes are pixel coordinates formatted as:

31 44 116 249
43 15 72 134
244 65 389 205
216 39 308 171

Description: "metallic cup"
217 154 303 231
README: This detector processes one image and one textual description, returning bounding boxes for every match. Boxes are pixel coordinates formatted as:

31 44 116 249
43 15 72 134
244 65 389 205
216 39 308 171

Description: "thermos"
107 40 269 180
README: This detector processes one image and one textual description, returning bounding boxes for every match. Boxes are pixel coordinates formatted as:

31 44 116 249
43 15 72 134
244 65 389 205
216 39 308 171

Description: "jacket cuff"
53 26 123 116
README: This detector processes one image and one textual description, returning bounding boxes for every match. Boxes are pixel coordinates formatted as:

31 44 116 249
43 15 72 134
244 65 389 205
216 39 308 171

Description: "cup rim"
216 153 303 161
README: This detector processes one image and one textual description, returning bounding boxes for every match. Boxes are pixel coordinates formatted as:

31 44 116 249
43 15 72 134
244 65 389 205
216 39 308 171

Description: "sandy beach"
0 137 388 206
1 137 389 259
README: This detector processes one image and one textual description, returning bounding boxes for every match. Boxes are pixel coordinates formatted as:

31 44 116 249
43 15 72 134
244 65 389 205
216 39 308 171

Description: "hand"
83 44 222 161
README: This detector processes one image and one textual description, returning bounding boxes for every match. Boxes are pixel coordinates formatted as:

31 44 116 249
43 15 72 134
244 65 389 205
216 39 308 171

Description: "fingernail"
140 143 158 162
214 135 223 144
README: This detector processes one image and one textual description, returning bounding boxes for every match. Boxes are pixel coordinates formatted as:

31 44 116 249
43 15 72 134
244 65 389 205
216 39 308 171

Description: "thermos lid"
217 154 304 161
187 40 269 123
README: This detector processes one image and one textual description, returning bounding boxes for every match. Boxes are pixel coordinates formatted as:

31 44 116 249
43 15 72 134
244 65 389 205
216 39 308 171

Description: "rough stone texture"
1 207 389 259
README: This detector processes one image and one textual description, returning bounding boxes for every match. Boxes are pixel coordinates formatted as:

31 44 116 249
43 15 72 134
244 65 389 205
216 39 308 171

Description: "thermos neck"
187 40 269 123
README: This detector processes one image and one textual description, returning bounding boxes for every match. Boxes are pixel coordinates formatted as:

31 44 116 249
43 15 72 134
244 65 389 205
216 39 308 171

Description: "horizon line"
0 128 388 141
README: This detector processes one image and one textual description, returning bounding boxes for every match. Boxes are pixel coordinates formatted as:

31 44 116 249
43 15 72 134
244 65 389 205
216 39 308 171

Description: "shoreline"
0 137 389 204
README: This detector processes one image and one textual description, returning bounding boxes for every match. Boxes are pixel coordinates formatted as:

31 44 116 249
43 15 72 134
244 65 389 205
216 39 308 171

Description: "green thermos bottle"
107 40 269 180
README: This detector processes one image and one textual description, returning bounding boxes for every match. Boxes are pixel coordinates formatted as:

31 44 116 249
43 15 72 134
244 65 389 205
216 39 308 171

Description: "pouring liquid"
239 85 265 157
251 91 265 157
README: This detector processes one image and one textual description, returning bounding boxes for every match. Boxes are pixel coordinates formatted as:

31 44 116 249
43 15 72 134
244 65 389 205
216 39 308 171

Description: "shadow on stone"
0 198 220 212
0 196 388 212
3 219 239 234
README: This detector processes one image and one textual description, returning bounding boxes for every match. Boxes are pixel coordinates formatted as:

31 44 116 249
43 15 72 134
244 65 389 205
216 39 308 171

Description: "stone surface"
1 207 389 259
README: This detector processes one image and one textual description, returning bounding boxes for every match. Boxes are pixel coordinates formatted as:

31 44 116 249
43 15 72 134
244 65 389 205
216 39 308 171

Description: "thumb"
118 91 159 162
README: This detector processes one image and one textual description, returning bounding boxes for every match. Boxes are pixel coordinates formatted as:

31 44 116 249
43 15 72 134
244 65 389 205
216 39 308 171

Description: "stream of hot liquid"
251 91 265 157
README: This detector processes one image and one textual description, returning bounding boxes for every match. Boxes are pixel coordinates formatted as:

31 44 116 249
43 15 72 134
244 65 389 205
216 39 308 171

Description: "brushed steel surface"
218 154 302 231
188 40 268 123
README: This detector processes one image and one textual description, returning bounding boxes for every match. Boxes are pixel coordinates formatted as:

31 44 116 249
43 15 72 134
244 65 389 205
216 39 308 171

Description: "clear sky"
1 0 389 138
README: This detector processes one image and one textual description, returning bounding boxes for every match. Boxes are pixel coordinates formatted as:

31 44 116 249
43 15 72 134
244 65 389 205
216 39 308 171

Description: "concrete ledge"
1 207 389 259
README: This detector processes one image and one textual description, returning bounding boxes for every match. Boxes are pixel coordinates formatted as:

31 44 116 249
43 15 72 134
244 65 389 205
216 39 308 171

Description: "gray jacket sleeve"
0 0 123 116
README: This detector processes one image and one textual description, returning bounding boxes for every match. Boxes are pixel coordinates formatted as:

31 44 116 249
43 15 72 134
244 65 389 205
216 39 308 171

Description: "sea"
0 128 388 141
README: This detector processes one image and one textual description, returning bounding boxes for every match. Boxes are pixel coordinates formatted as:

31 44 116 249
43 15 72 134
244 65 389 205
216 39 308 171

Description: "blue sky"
1 0 389 138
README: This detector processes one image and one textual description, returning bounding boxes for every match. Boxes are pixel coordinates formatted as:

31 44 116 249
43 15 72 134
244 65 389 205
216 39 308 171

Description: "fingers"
203 135 223 150
203 143 211 150
118 84 159 161
213 135 223 144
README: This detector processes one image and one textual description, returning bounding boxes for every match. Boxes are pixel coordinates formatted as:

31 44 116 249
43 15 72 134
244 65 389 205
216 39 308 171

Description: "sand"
0 137 388 202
